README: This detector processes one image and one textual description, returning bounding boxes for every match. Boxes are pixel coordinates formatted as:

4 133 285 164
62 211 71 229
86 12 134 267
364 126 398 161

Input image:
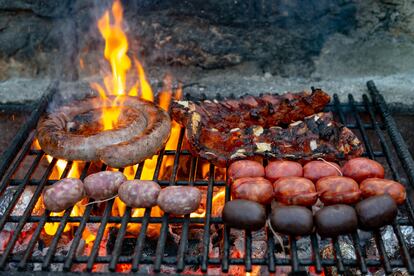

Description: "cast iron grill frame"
0 81 413 275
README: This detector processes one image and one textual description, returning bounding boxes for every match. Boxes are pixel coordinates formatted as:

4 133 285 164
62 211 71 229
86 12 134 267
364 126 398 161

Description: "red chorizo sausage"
316 176 360 205
360 178 406 205
342 158 384 183
273 176 317 206
303 161 341 182
228 160 265 182
231 177 273 204
265 161 303 182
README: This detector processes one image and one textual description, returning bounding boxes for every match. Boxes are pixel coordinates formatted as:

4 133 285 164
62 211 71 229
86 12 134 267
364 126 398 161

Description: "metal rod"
154 128 185 272
367 80 414 187
176 157 197 272
0 82 57 180
201 163 215 272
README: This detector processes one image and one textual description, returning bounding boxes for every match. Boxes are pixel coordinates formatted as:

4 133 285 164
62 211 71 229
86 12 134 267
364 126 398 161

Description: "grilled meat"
171 90 363 166
172 89 331 132
37 96 171 168
190 112 363 166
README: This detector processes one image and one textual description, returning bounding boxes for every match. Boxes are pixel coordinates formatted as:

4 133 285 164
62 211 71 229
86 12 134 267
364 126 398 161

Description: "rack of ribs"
171 90 364 167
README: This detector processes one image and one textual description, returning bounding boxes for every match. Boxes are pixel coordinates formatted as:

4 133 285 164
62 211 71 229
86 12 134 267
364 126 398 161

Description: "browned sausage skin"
228 160 265 182
273 176 317 206
360 178 406 205
342 157 384 183
316 176 360 205
303 160 341 182
265 160 303 182
231 177 273 204
37 96 171 168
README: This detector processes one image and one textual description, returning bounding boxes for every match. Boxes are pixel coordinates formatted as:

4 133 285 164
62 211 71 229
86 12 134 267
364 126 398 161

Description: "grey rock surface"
0 0 412 105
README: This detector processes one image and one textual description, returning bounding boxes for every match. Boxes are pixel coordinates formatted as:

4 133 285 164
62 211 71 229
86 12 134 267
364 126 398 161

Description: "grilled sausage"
315 204 358 237
37 96 171 168
118 180 161 208
303 161 342 182
157 186 202 215
355 194 398 230
265 161 303 182
270 206 314 236
231 177 273 204
342 158 384 183
43 178 85 212
222 199 266 231
228 160 265 182
316 176 360 205
360 178 406 205
83 171 126 200
273 177 317 206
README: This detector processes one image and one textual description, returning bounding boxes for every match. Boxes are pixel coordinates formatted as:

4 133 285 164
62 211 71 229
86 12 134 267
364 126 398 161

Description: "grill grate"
0 81 414 275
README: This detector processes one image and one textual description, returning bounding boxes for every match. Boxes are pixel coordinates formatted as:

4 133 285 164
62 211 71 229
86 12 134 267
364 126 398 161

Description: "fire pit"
0 80 413 275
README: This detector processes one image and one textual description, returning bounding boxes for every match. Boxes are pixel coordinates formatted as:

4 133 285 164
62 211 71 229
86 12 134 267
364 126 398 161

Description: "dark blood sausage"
273 177 317 206
270 206 314 236
316 176 361 205
265 161 303 182
228 160 265 182
360 178 406 205
342 158 385 183
222 199 266 231
43 178 85 212
355 194 398 230
157 186 202 215
303 161 342 182
37 96 171 168
315 204 358 237
231 177 273 205
83 171 126 200
118 180 161 208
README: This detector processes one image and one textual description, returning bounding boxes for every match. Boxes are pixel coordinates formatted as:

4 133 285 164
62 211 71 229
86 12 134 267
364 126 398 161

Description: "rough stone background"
0 0 412 104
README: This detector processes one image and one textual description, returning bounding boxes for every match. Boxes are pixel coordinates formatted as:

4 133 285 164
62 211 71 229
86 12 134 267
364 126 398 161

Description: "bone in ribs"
171 90 364 167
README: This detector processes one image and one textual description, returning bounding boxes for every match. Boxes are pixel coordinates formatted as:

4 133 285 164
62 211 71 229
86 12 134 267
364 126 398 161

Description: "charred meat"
172 89 330 132
176 109 364 167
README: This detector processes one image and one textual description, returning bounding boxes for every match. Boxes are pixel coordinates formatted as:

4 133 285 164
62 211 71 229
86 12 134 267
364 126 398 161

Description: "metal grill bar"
0 81 413 275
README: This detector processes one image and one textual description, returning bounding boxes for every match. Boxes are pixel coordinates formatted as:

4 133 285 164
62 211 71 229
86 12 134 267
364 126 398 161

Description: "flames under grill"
0 81 414 275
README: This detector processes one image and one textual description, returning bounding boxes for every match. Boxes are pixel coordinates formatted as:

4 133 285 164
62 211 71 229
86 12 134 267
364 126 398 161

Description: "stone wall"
0 0 413 103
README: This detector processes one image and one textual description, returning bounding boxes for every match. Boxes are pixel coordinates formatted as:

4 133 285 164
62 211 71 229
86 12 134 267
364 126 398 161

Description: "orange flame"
98 0 130 97
90 0 155 130
40 0 185 243
191 189 226 218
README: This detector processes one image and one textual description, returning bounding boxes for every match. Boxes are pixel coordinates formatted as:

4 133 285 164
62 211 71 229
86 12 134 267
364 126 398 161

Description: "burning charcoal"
0 186 44 232
106 227 178 258
381 225 414 259
296 236 312 259
320 236 357 276
33 238 86 272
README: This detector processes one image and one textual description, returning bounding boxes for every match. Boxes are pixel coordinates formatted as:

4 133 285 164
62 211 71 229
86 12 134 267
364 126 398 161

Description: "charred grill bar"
0 81 414 275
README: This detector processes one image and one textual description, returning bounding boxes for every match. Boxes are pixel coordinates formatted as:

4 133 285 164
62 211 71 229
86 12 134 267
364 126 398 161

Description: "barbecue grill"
0 80 414 275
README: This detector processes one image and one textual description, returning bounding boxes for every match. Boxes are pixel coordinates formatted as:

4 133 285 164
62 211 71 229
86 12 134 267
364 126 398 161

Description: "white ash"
0 186 44 232
381 225 414 259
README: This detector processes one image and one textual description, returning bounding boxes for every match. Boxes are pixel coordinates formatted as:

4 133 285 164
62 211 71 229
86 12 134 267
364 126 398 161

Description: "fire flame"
91 0 154 130
40 0 185 244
